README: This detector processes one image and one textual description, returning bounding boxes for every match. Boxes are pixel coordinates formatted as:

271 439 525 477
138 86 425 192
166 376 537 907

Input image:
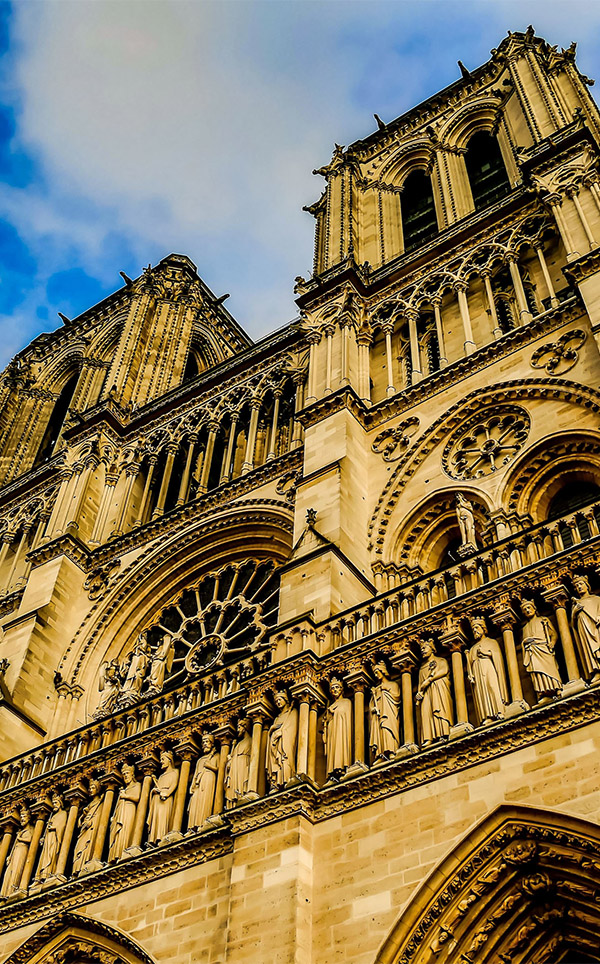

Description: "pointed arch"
376 804 600 964
3 911 155 964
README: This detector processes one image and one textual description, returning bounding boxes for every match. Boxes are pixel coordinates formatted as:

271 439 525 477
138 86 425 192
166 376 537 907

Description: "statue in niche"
369 660 400 760
0 806 33 898
146 634 175 697
323 677 353 778
72 779 103 874
520 599 562 700
108 763 141 861
416 639 453 746
267 689 298 789
94 660 121 720
571 574 600 682
467 617 509 724
34 792 68 883
188 733 219 829
456 493 478 550
225 718 252 808
147 749 179 843
116 635 151 709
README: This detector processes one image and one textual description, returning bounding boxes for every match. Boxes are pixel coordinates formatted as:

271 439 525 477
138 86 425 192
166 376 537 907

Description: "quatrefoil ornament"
372 416 420 461
530 329 586 375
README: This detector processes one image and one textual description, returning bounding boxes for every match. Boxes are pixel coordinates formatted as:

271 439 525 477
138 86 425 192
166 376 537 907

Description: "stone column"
0 815 17 884
53 785 86 882
112 461 140 536
176 435 198 506
431 297 448 367
455 282 476 354
213 725 234 816
324 325 334 394
64 458 97 530
344 668 370 774
543 584 586 695
199 422 220 493
482 272 502 340
357 329 372 402
406 311 423 383
153 443 178 518
132 456 157 528
439 628 473 739
548 194 579 260
305 331 321 404
86 773 121 873
242 402 261 475
242 698 271 801
307 701 318 781
491 607 529 716
291 373 305 448
391 651 418 756
220 419 238 482
383 321 397 396
507 255 532 324
125 755 159 857
19 802 49 895
165 739 198 843
5 524 31 593
535 243 559 308
568 186 596 249
267 392 282 460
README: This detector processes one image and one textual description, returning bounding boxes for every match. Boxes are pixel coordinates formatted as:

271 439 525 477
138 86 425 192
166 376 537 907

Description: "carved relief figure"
147 750 179 843
108 763 141 861
0 807 33 898
456 493 478 548
369 661 400 759
267 689 298 789
571 574 600 681
72 779 103 873
416 640 453 745
323 677 352 778
35 793 68 883
147 634 175 696
94 660 121 719
467 617 509 723
188 733 219 829
225 718 252 808
117 635 151 708
520 599 562 700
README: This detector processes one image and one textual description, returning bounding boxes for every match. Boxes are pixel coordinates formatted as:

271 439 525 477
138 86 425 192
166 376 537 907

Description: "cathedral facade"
1 27 600 964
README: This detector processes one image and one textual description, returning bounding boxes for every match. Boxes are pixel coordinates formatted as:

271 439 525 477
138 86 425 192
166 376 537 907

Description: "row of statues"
1 579 599 898
95 633 176 718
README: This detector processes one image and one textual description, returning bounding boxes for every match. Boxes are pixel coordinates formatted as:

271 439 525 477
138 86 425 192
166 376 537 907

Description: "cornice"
563 246 600 284
518 121 600 179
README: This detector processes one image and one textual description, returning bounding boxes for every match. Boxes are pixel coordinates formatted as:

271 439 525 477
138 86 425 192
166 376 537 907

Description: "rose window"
442 407 530 480
143 558 280 686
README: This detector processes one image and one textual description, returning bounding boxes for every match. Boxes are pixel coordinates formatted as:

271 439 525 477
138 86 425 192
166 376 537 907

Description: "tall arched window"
465 131 511 210
401 170 438 252
33 372 79 467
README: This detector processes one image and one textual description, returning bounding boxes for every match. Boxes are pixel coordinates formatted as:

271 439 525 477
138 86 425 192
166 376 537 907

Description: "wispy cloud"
1 0 600 367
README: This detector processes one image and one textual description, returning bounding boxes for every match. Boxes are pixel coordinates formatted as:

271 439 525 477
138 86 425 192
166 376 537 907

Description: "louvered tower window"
401 170 438 252
465 131 511 210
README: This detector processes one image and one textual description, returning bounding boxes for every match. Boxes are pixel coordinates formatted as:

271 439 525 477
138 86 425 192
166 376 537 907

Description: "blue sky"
2 1 600 368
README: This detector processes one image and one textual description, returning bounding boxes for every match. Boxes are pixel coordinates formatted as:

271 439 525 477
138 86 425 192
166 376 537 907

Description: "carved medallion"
530 328 586 375
372 416 420 461
185 634 225 674
442 406 530 480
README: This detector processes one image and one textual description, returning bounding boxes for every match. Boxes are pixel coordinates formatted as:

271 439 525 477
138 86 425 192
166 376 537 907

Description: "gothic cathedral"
1 27 600 964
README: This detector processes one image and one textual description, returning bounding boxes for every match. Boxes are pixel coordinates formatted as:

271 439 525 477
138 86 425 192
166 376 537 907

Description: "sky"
1 1 600 369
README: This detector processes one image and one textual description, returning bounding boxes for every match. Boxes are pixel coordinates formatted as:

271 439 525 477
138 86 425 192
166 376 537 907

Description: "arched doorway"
375 805 600 964
3 911 155 964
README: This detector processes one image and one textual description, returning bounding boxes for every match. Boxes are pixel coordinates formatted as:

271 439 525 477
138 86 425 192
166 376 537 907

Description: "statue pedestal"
342 761 370 780
286 773 318 790
44 873 67 889
449 722 474 741
456 543 477 560
123 845 145 859
504 699 530 719
562 677 587 697
394 743 419 759
204 814 227 831
239 791 260 804
163 830 185 845
82 858 105 874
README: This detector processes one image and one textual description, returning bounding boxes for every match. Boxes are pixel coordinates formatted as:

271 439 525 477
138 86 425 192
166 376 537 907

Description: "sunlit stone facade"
2 27 600 964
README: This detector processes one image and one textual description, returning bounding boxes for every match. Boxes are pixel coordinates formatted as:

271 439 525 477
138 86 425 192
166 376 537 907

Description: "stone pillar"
19 803 49 895
0 815 17 884
324 325 334 394
549 195 579 260
305 331 321 404
176 436 197 506
391 651 418 756
357 330 372 403
406 311 422 383
344 668 370 775
291 373 305 449
86 773 121 873
153 444 178 518
53 786 86 882
133 455 158 528
267 392 282 460
242 402 261 475
543 584 586 695
213 725 234 815
307 702 318 781
482 272 502 339
220 419 238 482
439 628 473 739
535 243 559 308
507 255 532 324
455 282 476 354
491 607 529 716
383 322 396 396
112 461 140 536
243 700 271 801
199 422 220 493
568 186 596 249
5 524 31 593
431 297 448 367
165 739 198 843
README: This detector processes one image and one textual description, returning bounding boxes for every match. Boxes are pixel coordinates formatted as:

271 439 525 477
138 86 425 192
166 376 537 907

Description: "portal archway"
376 805 600 964
3 911 155 964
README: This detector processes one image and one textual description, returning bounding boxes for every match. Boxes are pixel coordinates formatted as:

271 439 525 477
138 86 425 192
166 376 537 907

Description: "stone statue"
267 689 298 789
147 750 179 843
188 733 219 829
147 634 175 696
571 574 600 682
323 677 353 778
108 763 141 861
72 779 103 874
416 640 453 745
34 793 68 883
225 718 252 808
0 807 33 898
520 599 562 700
116 635 151 709
369 661 400 760
94 660 121 719
467 617 509 724
456 493 478 549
